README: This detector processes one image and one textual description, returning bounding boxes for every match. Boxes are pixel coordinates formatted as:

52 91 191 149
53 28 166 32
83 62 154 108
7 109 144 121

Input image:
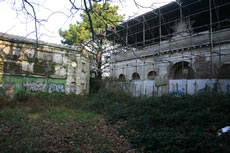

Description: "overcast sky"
0 0 174 44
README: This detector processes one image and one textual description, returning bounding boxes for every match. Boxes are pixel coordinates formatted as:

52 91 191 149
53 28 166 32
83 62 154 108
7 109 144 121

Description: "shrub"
87 90 230 153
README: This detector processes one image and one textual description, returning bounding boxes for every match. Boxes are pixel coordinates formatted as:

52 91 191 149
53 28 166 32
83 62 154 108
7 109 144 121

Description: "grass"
1 87 230 153
0 92 133 153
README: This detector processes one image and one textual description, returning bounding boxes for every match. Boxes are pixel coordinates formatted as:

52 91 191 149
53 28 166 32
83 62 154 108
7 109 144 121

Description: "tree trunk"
96 39 103 79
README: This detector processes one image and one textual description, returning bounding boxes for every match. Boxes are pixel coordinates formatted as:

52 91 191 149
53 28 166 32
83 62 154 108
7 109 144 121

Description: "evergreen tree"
59 2 124 79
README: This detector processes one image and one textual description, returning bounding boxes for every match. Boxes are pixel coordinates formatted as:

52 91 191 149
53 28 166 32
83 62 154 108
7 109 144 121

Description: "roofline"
0 32 80 52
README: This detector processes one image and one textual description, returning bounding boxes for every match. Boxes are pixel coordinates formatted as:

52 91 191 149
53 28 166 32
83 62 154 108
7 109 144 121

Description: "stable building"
0 32 91 97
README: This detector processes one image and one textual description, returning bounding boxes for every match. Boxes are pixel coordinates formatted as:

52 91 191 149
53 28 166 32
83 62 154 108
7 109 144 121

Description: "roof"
0 32 81 52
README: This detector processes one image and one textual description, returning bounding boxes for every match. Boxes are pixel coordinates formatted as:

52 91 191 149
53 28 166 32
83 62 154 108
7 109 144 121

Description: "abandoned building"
107 0 230 95
0 32 91 97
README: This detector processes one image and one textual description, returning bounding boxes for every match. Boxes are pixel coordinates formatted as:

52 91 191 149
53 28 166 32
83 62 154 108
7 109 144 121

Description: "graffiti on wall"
169 81 185 94
23 82 65 93
169 79 230 95
48 83 65 93
23 82 47 92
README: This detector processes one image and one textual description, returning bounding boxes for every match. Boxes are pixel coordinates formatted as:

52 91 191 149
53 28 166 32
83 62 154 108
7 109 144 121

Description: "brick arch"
132 72 140 80
219 64 230 79
147 71 157 80
169 61 195 79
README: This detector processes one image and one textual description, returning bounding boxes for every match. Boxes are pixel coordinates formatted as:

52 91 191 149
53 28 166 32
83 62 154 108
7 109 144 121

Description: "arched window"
169 61 195 79
118 74 125 80
147 71 157 80
132 72 140 80
219 64 230 79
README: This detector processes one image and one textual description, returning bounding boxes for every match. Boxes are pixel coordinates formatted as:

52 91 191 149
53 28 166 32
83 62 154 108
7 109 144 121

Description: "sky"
0 0 175 44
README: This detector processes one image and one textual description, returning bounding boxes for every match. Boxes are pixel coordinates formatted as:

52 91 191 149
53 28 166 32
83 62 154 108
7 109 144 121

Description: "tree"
59 2 124 79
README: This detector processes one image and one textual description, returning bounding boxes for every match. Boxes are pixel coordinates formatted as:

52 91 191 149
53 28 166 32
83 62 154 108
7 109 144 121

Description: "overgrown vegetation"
86 82 230 153
1 85 230 153
0 92 134 153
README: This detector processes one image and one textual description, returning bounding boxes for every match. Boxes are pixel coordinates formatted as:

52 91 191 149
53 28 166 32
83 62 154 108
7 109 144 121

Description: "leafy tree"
59 2 124 79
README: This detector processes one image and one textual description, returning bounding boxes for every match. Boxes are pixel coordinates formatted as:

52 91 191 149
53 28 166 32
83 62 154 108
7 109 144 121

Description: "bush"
86 90 230 153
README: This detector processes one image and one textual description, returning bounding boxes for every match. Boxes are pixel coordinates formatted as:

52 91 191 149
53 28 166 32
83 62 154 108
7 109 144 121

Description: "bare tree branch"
22 0 38 45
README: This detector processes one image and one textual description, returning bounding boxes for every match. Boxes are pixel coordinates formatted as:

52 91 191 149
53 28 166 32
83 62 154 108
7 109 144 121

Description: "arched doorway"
169 61 195 79
147 71 157 80
219 64 230 79
118 74 125 80
132 72 140 80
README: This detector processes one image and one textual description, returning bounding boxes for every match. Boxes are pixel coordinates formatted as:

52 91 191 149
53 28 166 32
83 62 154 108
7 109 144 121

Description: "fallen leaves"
0 107 136 153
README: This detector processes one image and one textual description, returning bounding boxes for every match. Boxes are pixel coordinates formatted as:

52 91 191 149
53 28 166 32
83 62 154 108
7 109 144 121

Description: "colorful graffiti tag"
1 75 66 95
48 83 65 93
169 81 185 94
23 82 47 92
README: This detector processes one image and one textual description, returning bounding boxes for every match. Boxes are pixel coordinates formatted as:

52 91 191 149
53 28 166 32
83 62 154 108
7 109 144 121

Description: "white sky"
0 0 174 44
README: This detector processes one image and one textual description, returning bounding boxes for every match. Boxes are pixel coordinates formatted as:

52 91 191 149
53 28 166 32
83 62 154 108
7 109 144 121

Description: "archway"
132 72 140 80
169 61 195 79
219 64 230 79
118 74 125 80
147 71 157 80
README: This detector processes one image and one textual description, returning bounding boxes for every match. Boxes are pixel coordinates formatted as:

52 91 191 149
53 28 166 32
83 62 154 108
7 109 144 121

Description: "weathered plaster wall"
0 33 91 97
111 28 230 95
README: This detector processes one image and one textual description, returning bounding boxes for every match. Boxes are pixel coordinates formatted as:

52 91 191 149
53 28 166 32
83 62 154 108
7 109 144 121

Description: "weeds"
0 91 135 153
1 85 230 153
86 89 230 153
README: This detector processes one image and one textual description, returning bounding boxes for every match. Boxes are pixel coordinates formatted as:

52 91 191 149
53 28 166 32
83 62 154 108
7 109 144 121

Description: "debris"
217 126 230 136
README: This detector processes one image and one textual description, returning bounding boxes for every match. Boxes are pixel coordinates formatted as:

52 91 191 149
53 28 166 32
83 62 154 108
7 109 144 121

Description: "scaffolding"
106 0 230 80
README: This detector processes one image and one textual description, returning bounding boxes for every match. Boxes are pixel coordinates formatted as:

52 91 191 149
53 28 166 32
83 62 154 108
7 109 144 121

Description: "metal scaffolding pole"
209 0 214 78
143 16 146 47
159 9 162 63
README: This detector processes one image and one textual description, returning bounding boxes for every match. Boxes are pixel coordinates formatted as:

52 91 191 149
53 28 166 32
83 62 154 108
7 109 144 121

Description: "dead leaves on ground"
0 115 136 153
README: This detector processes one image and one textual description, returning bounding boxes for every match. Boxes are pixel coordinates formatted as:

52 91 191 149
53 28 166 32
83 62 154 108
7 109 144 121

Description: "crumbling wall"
0 36 91 97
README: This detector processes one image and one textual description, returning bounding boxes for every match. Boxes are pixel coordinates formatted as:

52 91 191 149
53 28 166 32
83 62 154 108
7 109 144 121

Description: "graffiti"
23 82 47 92
169 82 185 94
48 83 65 93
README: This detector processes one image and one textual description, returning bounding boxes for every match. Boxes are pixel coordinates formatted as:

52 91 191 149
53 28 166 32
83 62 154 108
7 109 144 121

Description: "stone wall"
0 33 91 97
110 28 230 95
